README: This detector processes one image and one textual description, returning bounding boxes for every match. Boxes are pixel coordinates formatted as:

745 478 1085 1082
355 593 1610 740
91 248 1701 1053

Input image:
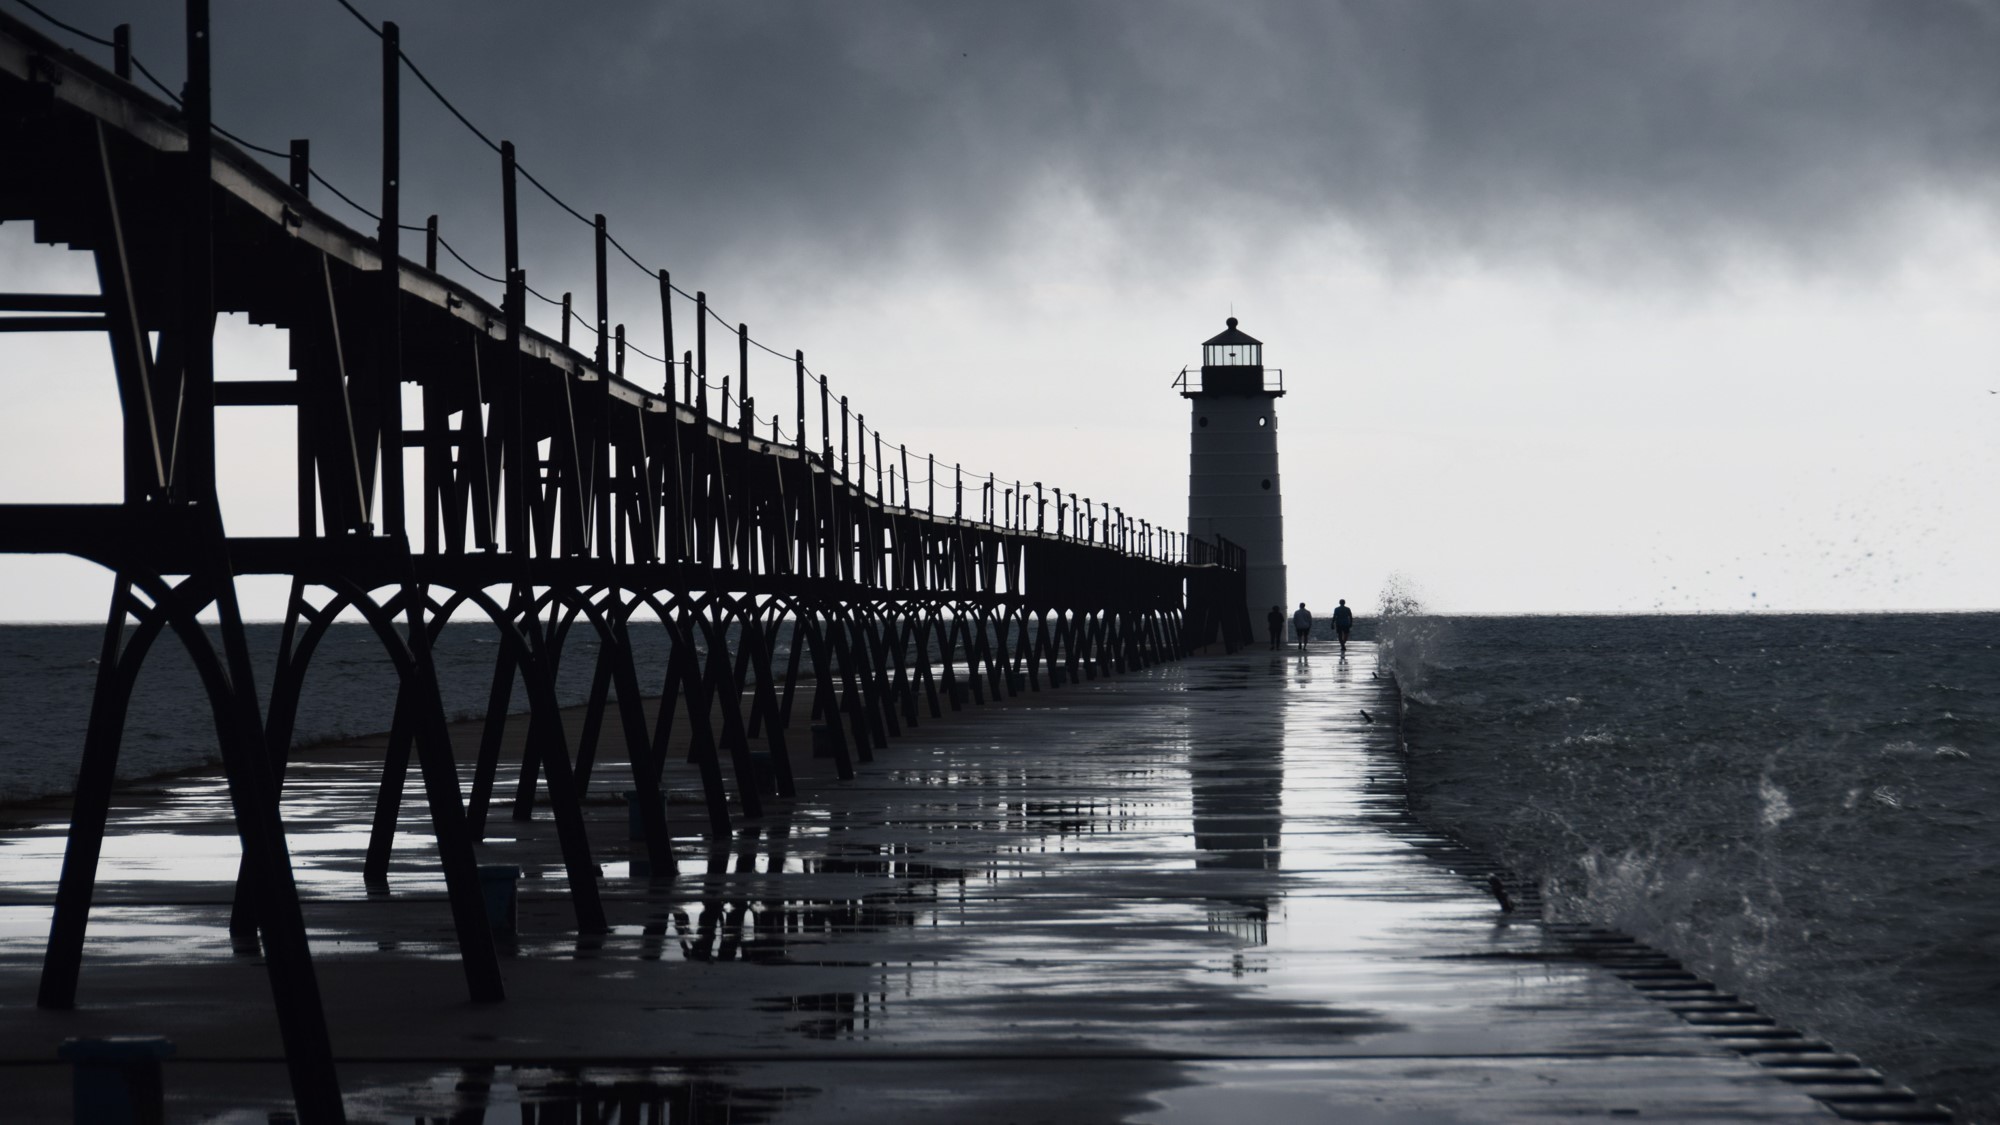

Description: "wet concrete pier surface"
0 642 1896 1122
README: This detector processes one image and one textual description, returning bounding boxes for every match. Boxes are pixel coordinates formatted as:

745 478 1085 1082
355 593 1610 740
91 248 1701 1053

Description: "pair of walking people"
1267 599 1355 653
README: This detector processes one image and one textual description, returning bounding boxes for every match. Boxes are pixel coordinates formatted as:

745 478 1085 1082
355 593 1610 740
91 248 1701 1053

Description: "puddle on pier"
342 1064 803 1124
579 828 973 970
753 989 891 1040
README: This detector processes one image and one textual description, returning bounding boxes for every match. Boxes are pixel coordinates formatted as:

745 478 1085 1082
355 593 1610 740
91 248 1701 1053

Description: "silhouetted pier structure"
0 6 1249 1118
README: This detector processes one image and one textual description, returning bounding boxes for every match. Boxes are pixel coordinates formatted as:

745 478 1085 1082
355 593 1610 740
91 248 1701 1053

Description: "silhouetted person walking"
1266 605 1284 651
1292 602 1312 650
1333 599 1354 654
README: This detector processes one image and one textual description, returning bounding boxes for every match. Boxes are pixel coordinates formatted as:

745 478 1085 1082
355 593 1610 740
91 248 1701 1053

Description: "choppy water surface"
1381 613 2000 1122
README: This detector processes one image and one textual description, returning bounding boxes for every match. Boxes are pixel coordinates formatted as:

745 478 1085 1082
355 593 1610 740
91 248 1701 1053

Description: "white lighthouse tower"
1184 317 1286 626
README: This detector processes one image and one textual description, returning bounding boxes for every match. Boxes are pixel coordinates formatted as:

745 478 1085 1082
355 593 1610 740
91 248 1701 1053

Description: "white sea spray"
1758 775 1794 829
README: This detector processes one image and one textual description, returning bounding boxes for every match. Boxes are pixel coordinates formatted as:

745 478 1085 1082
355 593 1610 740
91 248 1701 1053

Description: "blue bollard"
477 864 522 935
58 1036 173 1125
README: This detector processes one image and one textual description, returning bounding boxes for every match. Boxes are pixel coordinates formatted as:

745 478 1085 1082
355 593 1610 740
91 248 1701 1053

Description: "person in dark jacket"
1266 605 1284 651
1333 599 1354 654
1292 603 1313 650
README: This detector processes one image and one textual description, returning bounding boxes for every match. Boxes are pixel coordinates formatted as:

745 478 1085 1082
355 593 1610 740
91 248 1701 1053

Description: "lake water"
1380 612 2000 1122
0 620 728 804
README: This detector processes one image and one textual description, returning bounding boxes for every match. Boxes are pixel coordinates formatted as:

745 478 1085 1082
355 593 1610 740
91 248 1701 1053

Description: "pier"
1 643 1950 1120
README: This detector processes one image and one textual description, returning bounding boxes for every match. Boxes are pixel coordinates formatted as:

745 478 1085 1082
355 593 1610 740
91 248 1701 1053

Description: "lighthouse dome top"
1202 317 1263 368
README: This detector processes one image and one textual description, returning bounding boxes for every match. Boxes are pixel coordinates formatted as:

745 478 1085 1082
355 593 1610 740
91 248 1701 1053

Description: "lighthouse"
1183 317 1286 626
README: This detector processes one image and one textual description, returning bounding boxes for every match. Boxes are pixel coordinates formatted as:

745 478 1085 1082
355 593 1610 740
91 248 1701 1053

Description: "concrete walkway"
0 642 1852 1122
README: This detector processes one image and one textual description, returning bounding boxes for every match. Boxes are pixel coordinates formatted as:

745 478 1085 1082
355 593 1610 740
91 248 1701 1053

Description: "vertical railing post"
874 431 884 501
499 138 523 554
501 142 519 283
819 375 830 463
839 397 850 481
657 270 674 401
378 19 403 536
288 139 309 197
593 214 609 369
900 445 910 507
794 351 806 452
560 292 571 348
737 323 751 432
113 24 131 80
1035 483 1044 533
857 416 867 492
614 325 626 379
505 269 528 553
695 291 708 419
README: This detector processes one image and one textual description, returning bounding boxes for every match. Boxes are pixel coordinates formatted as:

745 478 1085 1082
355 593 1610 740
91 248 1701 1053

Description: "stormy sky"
4 0 1998 617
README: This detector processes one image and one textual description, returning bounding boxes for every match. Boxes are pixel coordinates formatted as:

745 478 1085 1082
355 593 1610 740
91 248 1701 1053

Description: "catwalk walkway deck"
0 643 1891 1121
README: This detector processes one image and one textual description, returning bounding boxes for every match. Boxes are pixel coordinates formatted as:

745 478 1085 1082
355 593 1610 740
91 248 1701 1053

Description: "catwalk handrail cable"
315 0 1158 542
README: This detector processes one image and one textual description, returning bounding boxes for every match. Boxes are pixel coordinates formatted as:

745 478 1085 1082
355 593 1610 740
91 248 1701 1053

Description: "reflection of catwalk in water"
1187 669 1285 945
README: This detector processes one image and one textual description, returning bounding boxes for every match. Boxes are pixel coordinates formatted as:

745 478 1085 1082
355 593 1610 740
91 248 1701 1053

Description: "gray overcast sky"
3 0 1997 618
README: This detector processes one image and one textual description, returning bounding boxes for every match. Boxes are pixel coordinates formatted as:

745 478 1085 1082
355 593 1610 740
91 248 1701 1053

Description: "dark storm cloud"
42 0 2000 284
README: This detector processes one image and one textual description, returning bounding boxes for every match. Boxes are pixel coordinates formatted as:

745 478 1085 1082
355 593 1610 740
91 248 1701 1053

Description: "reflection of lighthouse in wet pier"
1187 668 1283 946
